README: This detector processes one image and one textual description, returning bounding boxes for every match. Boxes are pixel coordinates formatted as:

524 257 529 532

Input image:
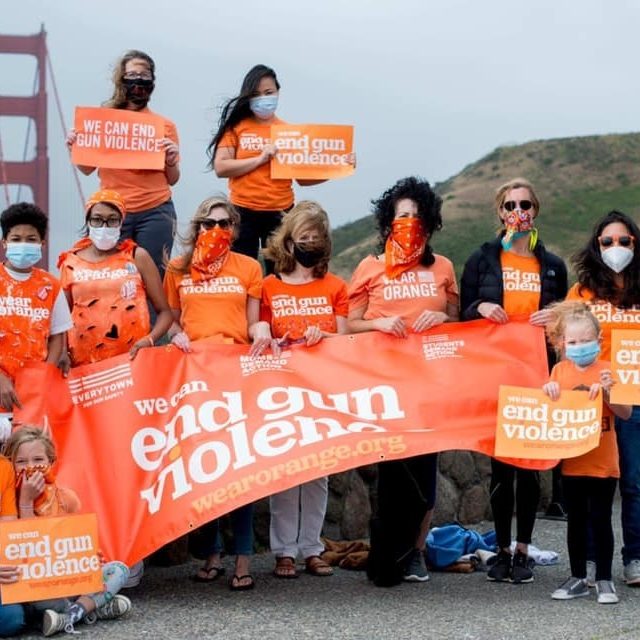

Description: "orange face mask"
385 217 427 279
190 226 232 282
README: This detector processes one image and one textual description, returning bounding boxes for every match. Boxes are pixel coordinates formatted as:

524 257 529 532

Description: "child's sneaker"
510 550 534 583
85 595 132 624
487 549 511 582
402 549 430 582
42 610 74 637
586 560 596 588
551 576 589 600
595 580 619 604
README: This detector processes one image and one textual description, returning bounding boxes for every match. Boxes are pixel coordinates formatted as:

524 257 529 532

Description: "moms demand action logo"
68 363 134 408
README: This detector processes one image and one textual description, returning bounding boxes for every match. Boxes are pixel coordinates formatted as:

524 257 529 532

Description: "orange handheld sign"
270 124 354 179
610 329 640 405
71 106 166 170
0 514 102 604
495 385 602 460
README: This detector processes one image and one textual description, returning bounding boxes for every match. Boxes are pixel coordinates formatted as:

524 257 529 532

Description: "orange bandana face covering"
385 217 427 279
190 227 232 282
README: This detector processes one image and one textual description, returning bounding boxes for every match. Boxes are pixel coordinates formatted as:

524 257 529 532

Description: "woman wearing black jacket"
460 178 567 584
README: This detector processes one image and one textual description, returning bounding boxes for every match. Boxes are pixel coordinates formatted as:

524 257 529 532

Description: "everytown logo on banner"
494 385 602 459
68 363 133 408
610 329 640 405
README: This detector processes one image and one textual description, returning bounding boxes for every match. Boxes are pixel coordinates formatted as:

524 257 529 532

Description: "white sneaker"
42 610 74 637
586 560 596 588
85 595 132 624
623 559 640 586
596 580 619 604
551 576 589 600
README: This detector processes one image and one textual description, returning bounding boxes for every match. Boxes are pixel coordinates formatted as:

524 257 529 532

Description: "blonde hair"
545 300 601 356
263 201 332 277
494 178 540 217
3 426 56 465
166 195 240 275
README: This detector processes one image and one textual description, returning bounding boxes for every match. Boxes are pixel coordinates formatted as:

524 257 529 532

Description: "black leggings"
490 459 540 549
232 206 285 274
563 475 617 581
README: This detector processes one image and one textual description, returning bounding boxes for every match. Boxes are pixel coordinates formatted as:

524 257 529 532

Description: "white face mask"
89 226 121 251
601 246 633 273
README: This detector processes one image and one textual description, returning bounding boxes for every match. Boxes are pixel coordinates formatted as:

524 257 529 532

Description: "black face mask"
293 243 325 268
122 78 155 107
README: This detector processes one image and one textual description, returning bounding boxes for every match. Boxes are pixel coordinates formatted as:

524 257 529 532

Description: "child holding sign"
543 301 632 604
4 427 131 636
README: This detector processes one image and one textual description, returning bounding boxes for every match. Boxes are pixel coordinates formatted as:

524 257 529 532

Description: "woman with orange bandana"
460 178 567 585
347 176 459 586
163 195 272 591
58 190 173 367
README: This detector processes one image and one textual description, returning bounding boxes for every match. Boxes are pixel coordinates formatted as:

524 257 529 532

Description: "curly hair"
263 201 331 277
207 64 280 169
1 202 48 239
544 300 601 356
166 195 240 275
572 210 640 308
104 50 155 109
373 176 442 266
3 425 57 465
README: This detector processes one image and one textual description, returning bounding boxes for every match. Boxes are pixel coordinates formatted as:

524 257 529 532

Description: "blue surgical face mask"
5 242 42 269
565 341 600 367
249 95 278 119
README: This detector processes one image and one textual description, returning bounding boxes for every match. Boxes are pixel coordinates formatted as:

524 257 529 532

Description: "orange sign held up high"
610 329 640 405
71 106 166 170
0 514 102 604
270 124 354 179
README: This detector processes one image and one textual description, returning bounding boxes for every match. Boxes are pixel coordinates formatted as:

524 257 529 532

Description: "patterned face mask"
385 217 426 279
190 226 232 282
501 209 538 251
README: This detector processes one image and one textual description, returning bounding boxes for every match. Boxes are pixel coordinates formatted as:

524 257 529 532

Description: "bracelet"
19 504 33 508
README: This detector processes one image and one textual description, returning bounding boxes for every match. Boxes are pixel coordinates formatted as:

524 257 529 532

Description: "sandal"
305 555 334 577
274 556 299 579
192 565 225 583
230 574 255 591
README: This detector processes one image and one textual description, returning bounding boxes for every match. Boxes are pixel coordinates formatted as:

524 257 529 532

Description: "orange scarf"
384 218 426 279
16 464 80 516
190 227 232 282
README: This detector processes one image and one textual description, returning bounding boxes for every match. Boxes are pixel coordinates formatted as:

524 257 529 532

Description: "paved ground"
19 500 640 640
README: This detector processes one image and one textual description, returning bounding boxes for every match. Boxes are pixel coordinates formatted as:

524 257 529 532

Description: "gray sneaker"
596 580 619 604
586 560 596 588
623 559 640 586
85 595 132 624
42 610 74 637
403 549 430 582
551 576 589 600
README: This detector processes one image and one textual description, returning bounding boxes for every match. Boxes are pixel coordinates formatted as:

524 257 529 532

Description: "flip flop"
230 574 255 591
192 565 226 583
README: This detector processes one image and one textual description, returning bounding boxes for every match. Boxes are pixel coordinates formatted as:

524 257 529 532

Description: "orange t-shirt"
550 359 619 478
500 251 541 317
163 252 262 344
58 240 150 366
566 283 640 361
0 457 17 517
98 108 178 212
219 117 294 211
0 265 60 380
348 254 459 327
260 273 349 341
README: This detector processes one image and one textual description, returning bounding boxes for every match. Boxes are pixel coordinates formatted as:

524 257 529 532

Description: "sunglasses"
503 200 533 212
599 234 635 248
201 218 231 230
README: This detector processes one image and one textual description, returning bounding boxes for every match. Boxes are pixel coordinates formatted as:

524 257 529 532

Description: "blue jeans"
616 405 640 564
195 504 254 557
0 601 24 637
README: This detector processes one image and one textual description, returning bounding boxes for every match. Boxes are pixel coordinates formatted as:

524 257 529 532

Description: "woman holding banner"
67 50 179 277
568 210 640 586
163 195 272 591
207 64 330 270
460 178 568 584
347 176 459 586
261 201 348 578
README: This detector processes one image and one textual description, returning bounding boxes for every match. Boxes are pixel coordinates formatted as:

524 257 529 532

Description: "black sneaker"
487 550 512 582
510 551 534 583
539 502 568 521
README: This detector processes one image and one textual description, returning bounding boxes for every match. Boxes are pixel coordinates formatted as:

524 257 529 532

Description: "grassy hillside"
331 132 640 280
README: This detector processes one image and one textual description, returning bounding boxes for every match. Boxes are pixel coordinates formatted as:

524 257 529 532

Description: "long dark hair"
206 64 280 169
373 176 443 267
572 210 640 308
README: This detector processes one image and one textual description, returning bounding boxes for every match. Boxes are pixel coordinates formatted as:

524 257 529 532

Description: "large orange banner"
0 514 102 604
270 124 354 179
14 320 550 566
610 329 640 405
71 106 166 169
494 385 602 459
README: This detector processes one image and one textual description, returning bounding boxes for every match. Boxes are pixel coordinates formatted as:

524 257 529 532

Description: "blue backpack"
426 525 496 568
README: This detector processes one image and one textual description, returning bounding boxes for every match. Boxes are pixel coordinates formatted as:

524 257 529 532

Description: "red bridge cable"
0 126 11 208
16 66 39 202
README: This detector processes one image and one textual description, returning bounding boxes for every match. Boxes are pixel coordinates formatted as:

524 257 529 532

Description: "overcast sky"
2 0 639 264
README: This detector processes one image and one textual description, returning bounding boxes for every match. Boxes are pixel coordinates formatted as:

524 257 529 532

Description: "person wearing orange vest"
0 203 72 417
58 189 172 368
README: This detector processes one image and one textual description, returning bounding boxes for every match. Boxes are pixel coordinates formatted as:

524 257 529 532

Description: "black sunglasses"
599 235 635 248
201 218 231 230
503 200 533 212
